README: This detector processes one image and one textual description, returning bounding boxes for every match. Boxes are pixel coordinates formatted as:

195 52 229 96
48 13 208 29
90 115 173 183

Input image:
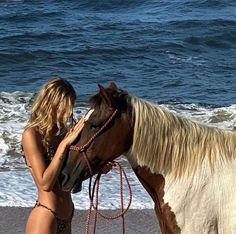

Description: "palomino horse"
59 83 236 234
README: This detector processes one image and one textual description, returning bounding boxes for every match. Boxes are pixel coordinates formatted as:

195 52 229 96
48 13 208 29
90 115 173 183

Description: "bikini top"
21 144 55 168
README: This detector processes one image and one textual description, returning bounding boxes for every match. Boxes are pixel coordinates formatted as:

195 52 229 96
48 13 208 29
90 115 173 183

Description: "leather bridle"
69 109 118 175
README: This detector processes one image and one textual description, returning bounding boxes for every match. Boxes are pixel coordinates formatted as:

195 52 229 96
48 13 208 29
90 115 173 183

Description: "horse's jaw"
71 178 83 193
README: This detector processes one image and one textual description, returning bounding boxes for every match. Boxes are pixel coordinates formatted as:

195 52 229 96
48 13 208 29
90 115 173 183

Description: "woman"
22 77 84 234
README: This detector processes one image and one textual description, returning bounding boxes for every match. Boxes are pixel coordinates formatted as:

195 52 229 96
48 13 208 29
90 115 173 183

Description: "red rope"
85 161 132 234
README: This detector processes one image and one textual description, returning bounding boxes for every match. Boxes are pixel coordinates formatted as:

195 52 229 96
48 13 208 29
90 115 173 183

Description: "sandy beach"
0 207 160 234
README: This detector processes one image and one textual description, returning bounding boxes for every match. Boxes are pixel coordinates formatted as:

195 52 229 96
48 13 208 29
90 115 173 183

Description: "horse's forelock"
90 87 129 111
89 91 114 118
89 93 102 109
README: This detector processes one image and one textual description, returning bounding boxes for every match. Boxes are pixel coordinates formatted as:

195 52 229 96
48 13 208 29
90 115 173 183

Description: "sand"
0 207 160 234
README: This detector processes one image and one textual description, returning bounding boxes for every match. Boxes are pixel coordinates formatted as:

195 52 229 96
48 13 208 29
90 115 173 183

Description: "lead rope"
85 161 132 234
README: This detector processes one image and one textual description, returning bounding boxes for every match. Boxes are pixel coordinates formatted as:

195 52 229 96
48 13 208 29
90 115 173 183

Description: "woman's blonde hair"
27 77 76 147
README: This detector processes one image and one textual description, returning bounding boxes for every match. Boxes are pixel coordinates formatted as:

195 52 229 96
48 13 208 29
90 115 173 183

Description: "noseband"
69 109 118 175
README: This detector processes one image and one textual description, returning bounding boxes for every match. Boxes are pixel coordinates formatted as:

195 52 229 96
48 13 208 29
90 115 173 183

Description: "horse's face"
59 82 133 193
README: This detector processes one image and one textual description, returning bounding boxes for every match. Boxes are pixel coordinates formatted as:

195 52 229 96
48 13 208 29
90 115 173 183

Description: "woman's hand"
62 117 85 147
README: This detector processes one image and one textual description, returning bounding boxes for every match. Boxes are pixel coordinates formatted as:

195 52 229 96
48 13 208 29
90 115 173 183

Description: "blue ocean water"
1 0 236 104
0 0 236 208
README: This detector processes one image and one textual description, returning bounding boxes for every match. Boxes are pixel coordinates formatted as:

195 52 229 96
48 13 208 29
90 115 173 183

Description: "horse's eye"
90 123 100 129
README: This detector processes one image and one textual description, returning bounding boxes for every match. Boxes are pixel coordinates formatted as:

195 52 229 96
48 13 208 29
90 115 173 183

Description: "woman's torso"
22 127 73 219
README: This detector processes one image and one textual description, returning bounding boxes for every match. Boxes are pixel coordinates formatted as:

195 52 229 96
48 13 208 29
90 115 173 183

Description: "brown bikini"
33 200 74 234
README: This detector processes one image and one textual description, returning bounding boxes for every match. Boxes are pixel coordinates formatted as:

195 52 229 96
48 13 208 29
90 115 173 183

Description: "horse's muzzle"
58 161 86 193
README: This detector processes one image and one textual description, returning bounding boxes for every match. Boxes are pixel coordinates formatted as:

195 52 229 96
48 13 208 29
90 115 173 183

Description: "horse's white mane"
128 96 236 178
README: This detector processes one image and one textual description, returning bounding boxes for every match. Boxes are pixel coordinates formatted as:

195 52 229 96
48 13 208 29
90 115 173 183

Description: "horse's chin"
59 175 84 193
69 170 93 193
59 168 86 193
71 178 84 193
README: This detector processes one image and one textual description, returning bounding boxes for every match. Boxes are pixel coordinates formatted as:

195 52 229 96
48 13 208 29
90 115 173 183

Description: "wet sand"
0 207 160 234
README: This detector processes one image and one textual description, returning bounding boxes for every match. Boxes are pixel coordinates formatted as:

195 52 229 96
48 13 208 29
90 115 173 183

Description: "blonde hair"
128 97 236 178
27 77 76 147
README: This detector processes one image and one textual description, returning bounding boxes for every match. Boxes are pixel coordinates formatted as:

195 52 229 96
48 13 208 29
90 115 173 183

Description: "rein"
85 161 132 234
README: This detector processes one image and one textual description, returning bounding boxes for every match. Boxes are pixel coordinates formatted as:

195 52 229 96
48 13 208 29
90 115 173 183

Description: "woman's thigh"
25 206 57 234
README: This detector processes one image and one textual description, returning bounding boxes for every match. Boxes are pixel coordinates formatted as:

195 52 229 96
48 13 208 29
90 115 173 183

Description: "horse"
59 82 236 234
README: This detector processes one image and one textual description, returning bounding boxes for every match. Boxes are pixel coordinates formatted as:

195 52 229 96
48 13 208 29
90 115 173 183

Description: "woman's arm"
22 118 85 192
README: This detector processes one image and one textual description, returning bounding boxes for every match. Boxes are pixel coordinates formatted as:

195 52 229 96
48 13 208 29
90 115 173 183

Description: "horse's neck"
128 96 236 180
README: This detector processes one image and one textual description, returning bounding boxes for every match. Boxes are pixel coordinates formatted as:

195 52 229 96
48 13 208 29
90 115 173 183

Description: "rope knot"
79 146 86 152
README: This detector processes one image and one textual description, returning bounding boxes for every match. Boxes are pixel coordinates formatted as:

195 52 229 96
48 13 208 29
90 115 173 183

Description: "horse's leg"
133 166 181 234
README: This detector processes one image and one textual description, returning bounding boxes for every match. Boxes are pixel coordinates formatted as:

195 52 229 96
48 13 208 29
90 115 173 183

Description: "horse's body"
59 83 236 234
134 161 236 233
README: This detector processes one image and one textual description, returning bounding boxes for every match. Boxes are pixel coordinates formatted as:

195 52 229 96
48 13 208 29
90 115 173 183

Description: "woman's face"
57 97 74 126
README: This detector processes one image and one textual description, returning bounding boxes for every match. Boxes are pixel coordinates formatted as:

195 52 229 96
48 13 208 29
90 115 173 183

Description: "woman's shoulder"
22 127 46 160
22 127 41 144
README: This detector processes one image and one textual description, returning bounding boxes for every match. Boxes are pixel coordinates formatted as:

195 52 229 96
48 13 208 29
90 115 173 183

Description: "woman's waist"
36 190 73 218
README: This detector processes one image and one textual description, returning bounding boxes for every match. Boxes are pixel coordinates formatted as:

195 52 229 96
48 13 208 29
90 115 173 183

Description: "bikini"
33 200 74 234
21 145 74 234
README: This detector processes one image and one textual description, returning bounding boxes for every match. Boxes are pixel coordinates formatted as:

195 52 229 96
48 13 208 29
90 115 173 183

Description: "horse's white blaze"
84 109 94 121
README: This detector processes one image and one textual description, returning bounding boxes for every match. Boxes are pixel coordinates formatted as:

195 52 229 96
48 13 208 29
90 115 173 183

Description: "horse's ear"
109 82 117 90
98 84 112 107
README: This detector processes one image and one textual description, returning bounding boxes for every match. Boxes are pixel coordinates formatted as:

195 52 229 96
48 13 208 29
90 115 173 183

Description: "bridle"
69 108 133 234
69 108 118 175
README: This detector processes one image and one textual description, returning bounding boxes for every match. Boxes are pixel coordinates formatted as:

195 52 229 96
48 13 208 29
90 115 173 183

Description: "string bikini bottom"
34 200 74 234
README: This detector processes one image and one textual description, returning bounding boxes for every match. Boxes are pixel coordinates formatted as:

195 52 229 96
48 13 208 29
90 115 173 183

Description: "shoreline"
1 207 160 234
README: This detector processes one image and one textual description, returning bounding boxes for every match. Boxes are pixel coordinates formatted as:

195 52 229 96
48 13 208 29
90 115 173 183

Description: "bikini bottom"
33 200 74 234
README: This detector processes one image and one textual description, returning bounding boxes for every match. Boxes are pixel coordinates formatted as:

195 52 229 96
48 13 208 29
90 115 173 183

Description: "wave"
1 90 236 210
2 11 59 23
168 19 236 49
0 169 154 209
0 91 235 160
0 92 30 170
169 19 236 29
0 91 89 171
63 0 146 11
184 0 236 9
185 33 236 49
55 0 236 13
161 102 236 130
0 31 70 41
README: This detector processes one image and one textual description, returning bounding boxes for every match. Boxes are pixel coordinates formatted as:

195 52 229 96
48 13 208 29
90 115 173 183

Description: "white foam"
162 103 236 130
0 138 9 156
0 167 154 209
1 91 236 209
166 52 206 66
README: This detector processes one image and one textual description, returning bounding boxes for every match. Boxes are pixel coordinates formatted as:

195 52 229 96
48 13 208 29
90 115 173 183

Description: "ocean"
0 0 236 210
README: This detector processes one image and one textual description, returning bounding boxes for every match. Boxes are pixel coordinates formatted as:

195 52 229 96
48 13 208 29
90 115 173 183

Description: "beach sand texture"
0 207 160 234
